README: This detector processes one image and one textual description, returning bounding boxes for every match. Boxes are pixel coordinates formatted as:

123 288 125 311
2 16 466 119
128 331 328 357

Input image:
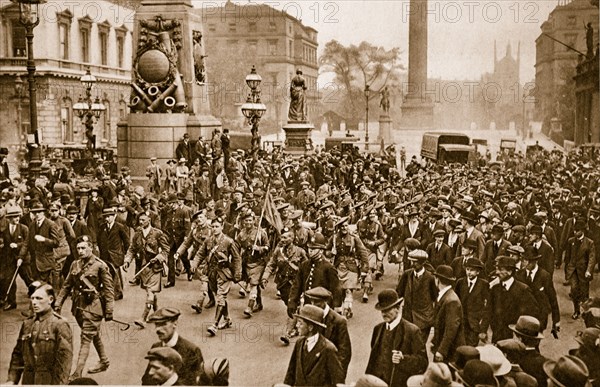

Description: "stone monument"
282 69 314 154
400 0 434 129
378 86 393 144
118 0 220 178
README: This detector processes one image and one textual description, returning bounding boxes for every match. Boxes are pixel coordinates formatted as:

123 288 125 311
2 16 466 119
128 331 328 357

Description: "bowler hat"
457 360 499 387
145 347 183 371
529 225 543 235
449 346 480 372
461 211 477 223
523 246 541 261
464 258 484 270
29 201 45 213
102 208 117 217
491 224 504 234
574 327 600 348
148 307 181 323
433 265 456 282
294 304 327 328
304 287 332 301
574 218 587 231
509 315 544 339
374 289 403 311
66 205 79 214
543 355 591 387
462 239 478 250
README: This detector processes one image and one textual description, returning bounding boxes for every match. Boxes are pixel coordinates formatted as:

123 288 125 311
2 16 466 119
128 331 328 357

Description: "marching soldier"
55 235 114 380
327 216 369 317
358 207 386 283
236 211 269 317
261 227 308 344
290 210 313 250
123 214 170 328
190 217 241 336
7 282 73 385
317 200 336 240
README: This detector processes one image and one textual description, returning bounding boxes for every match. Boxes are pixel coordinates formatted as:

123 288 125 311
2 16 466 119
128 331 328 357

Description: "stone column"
378 114 393 145
400 0 434 128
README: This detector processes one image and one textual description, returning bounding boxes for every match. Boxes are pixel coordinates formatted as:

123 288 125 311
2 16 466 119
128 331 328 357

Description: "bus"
421 132 476 164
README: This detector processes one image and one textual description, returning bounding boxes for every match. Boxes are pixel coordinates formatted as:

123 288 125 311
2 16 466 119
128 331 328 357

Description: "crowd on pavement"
0 134 599 386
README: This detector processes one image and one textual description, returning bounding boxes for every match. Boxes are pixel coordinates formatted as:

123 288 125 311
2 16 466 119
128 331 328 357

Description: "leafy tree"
319 40 403 126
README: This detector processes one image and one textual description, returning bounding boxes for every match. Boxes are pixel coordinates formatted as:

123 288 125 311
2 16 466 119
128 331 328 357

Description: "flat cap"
433 229 446 237
407 249 428 261
304 286 332 301
147 307 181 323
145 347 183 370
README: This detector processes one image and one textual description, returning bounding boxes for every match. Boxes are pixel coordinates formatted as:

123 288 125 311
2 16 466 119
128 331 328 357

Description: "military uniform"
55 254 114 378
8 309 73 385
358 218 386 279
191 231 241 335
236 224 269 315
125 226 170 326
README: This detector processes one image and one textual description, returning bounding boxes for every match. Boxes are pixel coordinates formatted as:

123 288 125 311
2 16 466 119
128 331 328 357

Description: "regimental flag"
262 189 283 233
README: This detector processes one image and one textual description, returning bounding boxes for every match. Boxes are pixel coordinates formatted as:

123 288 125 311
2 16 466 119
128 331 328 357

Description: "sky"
192 0 570 83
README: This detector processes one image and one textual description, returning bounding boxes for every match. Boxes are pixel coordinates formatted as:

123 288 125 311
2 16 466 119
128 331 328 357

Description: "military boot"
191 293 206 314
135 303 153 328
218 302 232 329
244 299 255 317
207 305 224 336
70 335 92 381
88 336 110 374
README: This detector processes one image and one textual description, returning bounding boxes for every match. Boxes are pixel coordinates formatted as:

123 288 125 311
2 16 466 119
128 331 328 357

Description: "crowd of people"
0 134 599 386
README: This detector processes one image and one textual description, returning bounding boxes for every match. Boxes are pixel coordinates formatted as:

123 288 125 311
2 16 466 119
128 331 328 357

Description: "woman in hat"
283 304 345 387
164 160 177 194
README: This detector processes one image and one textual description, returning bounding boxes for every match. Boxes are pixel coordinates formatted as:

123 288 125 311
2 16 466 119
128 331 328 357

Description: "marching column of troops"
0 138 599 386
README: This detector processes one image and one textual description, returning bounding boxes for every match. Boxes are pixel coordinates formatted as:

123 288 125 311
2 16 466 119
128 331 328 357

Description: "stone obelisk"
400 0 434 128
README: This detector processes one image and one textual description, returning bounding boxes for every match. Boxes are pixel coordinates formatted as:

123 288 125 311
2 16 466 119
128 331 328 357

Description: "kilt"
140 267 162 293
337 262 360 290
246 261 265 286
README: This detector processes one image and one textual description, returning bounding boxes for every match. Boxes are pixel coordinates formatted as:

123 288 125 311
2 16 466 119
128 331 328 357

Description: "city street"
0 260 597 385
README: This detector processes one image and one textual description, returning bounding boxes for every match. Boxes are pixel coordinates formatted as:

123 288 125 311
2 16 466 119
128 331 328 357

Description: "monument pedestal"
379 114 393 144
283 122 314 154
400 97 434 129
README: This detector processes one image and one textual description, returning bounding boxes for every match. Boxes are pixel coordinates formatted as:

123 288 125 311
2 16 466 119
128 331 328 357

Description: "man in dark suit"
450 239 477 280
431 265 465 363
0 207 30 310
559 206 584 282
490 256 539 343
27 201 60 285
396 249 438 342
482 224 511 276
462 211 486 260
516 248 560 333
426 229 453 268
96 208 130 299
366 289 428 387
304 287 352 379
565 219 596 319
284 304 345 387
63 205 90 280
527 225 555 275
454 258 491 346
175 133 193 166
510 316 549 387
141 308 203 386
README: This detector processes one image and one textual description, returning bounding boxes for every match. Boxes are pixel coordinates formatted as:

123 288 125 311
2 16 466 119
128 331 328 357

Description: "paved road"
0 261 598 386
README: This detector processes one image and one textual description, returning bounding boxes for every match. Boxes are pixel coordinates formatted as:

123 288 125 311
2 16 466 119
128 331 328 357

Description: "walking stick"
76 307 131 331
3 260 23 304
133 260 155 279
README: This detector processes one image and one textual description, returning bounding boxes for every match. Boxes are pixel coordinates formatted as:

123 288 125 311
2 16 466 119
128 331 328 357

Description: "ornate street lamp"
11 0 47 170
241 66 266 160
365 84 370 150
73 68 106 150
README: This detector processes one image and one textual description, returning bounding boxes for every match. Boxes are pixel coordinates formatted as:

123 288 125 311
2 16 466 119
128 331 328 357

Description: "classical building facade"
534 0 599 136
0 0 135 150
200 1 318 130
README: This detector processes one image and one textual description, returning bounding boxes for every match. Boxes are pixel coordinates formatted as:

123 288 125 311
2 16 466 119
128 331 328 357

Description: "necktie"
436 244 441 251
529 271 535 283
10 224 15 235
469 281 474 293
503 283 509 291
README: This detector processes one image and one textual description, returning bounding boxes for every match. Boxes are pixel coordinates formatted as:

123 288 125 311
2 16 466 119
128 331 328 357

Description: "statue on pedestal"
379 86 390 114
192 31 206 84
288 69 307 122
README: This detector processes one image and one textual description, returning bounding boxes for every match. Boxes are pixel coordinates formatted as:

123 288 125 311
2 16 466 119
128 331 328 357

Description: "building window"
208 24 216 32
288 40 293 57
247 40 258 52
269 21 276 31
80 28 90 62
115 25 128 68
227 39 238 47
59 23 69 60
102 100 110 141
268 40 277 55
567 16 576 27
99 32 108 65
56 9 73 60
228 23 236 33
248 22 257 32
11 21 26 57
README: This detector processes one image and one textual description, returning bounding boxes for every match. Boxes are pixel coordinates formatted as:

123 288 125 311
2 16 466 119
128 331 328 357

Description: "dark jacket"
97 221 130 267
142 335 204 386
426 242 454 268
517 349 549 387
454 276 491 334
289 257 342 311
284 334 345 387
432 288 466 360
28 218 61 273
516 266 560 329
483 239 511 275
396 268 438 330
366 319 428 387
490 278 539 343
323 308 352 378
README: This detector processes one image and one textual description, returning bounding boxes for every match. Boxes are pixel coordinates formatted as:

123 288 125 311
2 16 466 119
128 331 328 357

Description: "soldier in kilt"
123 214 170 328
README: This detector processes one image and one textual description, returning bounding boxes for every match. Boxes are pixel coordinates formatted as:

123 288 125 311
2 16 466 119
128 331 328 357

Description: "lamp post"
365 84 370 150
12 0 46 169
14 75 24 146
73 68 106 151
241 66 266 162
